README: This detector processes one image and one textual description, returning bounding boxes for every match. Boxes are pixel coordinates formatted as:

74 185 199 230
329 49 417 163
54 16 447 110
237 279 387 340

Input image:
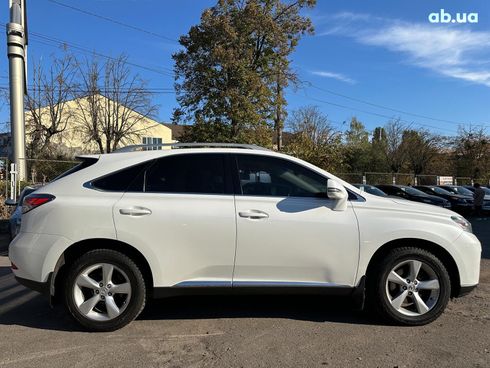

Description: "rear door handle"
238 210 269 219
119 207 152 217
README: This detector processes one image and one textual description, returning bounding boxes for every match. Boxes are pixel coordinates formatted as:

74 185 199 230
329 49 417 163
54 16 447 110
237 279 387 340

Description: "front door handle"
238 210 269 219
119 207 152 217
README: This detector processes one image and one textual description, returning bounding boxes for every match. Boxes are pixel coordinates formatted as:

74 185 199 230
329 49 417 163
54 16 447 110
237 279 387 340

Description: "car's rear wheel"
64 249 146 331
368 247 451 325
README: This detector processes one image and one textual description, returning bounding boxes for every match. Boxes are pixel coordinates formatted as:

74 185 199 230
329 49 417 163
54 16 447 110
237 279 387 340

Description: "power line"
7 16 484 135
307 83 481 127
0 86 175 94
26 31 174 78
46 0 178 43
294 67 490 129
298 90 460 135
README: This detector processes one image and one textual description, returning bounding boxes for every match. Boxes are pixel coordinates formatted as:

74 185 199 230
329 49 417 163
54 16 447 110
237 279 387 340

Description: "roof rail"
112 142 270 153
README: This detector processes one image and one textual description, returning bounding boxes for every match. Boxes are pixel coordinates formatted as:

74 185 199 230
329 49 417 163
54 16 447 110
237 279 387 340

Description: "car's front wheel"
64 249 146 331
368 247 451 325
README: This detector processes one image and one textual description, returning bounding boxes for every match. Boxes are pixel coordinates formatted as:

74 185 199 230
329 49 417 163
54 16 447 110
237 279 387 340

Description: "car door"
113 153 237 287
232 154 360 287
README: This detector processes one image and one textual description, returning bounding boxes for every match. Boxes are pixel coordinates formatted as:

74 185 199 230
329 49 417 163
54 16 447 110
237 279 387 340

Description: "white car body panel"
352 194 481 286
234 196 359 286
8 148 481 294
113 193 236 287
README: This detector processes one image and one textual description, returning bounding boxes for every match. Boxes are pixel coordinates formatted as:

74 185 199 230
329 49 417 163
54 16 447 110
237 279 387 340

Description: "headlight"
451 215 472 233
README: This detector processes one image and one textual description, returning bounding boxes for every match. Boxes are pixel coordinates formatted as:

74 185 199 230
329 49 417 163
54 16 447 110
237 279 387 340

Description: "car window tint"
455 187 474 196
379 186 391 194
366 186 387 197
92 162 148 192
441 186 456 194
433 187 451 195
236 154 327 198
404 187 427 196
145 154 226 194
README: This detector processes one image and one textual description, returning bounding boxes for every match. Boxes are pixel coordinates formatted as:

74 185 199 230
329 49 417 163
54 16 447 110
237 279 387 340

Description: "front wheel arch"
365 238 461 298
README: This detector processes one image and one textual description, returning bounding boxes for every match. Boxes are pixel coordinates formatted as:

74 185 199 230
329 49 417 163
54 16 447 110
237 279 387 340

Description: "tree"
384 119 406 173
284 106 342 171
400 129 440 175
25 53 78 156
173 0 315 143
452 127 489 179
75 55 158 153
344 117 371 173
370 126 390 172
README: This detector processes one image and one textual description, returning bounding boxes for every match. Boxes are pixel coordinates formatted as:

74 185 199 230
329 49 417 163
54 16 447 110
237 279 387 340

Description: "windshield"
357 185 388 197
401 186 427 196
432 187 452 195
454 187 474 196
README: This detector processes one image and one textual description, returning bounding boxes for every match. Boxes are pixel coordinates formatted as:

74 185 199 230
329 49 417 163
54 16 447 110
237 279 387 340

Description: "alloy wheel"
73 263 132 321
385 259 440 317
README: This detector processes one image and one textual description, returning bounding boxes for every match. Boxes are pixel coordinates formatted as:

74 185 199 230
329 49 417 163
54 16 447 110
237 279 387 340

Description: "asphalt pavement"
0 221 489 368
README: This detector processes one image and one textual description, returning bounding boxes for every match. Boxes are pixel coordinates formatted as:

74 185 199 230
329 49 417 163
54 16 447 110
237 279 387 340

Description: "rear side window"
145 154 228 194
91 162 149 191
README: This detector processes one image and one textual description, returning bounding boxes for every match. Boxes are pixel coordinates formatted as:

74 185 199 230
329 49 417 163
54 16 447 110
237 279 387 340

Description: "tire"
64 249 146 332
367 247 451 326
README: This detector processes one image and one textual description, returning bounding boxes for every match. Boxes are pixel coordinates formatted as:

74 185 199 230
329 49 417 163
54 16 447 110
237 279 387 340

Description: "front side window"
145 154 227 194
235 154 328 198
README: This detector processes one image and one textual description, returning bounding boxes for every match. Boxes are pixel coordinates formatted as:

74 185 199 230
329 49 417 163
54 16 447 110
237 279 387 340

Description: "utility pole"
7 0 28 181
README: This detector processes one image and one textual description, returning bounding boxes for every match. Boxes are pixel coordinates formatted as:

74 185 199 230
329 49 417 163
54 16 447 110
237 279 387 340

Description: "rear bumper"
15 274 52 295
9 232 71 283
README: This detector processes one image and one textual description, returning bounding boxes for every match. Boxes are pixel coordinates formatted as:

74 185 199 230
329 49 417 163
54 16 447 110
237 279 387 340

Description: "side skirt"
153 277 366 303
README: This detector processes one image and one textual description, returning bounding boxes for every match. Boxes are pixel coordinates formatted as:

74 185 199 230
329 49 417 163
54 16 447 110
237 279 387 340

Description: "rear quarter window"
91 161 151 192
53 157 98 181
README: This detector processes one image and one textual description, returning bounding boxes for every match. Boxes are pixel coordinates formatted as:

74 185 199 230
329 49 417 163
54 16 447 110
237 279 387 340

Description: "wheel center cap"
408 284 415 292
100 286 109 296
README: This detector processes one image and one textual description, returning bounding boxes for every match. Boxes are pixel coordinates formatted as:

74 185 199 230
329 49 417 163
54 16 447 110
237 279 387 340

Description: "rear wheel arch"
365 238 461 298
52 238 154 302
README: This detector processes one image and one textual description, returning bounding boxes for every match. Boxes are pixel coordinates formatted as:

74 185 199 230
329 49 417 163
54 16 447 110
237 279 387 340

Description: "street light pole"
7 0 27 181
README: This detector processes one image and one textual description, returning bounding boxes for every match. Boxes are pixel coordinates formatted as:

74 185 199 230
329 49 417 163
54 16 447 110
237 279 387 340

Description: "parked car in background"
353 184 388 197
377 185 451 208
414 185 473 214
9 144 480 331
5 185 41 240
462 185 490 212
438 185 475 197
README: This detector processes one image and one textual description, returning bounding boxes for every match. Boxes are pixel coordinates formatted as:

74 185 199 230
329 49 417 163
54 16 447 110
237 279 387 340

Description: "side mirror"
5 198 17 206
327 180 348 211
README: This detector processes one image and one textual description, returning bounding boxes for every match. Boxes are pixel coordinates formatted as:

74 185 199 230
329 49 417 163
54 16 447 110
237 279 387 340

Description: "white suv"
9 144 481 331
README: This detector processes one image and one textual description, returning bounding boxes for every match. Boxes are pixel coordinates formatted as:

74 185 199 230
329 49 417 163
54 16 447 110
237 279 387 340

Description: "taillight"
22 194 55 214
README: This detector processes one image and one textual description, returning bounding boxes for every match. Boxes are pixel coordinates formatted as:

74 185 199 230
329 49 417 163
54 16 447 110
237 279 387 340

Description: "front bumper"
450 230 481 288
457 284 478 297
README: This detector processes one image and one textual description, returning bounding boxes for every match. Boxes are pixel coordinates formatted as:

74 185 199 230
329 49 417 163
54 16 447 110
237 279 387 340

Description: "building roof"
161 123 188 140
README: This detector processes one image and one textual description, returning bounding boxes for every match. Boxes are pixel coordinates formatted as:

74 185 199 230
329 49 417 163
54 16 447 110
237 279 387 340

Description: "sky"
1 0 490 137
